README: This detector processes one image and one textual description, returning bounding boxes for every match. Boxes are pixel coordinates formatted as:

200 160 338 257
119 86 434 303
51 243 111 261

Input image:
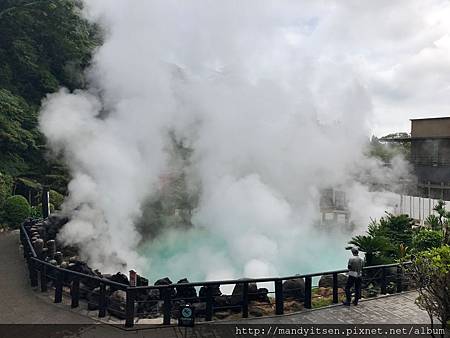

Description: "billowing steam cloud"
40 1 418 280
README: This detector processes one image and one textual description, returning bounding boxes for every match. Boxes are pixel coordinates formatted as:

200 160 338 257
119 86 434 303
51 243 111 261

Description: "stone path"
239 292 430 325
0 231 433 338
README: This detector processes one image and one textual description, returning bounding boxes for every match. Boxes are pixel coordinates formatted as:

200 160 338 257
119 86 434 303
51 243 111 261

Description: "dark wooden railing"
20 223 412 328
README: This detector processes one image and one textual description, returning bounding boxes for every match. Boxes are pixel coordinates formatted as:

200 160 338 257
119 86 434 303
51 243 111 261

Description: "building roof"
410 117 450 121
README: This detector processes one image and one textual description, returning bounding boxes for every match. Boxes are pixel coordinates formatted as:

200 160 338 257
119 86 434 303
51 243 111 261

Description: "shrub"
425 214 441 231
412 229 444 253
30 206 42 219
0 172 13 208
3 195 30 228
410 245 450 331
49 190 64 210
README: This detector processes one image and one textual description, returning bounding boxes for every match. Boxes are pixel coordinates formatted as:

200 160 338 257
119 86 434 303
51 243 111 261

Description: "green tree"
0 89 41 175
349 214 416 265
412 229 444 253
0 0 99 188
433 200 450 245
348 235 393 266
378 213 415 248
368 134 410 163
49 190 64 209
410 245 450 334
426 214 442 231
3 195 30 228
0 172 13 208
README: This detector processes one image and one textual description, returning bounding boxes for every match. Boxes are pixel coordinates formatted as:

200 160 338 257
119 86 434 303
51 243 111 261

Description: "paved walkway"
240 292 430 325
0 231 433 338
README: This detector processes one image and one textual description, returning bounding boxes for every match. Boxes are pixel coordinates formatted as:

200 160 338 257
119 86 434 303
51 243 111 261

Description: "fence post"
381 267 387 295
29 259 38 287
162 287 172 325
205 286 213 321
54 270 63 303
40 264 47 292
125 288 136 328
98 283 107 317
275 280 284 315
332 273 339 304
71 277 80 308
396 265 403 293
304 277 312 309
242 282 249 318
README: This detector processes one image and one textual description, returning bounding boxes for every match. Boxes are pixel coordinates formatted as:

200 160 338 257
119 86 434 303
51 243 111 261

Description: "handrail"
21 223 37 258
22 221 410 289
22 223 129 290
29 257 129 290
20 220 413 328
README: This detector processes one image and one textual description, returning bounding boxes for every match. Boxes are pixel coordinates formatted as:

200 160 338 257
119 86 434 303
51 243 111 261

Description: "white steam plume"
40 1 416 279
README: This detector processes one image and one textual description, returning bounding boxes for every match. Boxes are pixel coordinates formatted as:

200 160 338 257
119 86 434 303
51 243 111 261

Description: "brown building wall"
411 118 450 138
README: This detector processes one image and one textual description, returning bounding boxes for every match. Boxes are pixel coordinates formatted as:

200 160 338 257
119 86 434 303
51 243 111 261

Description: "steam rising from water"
40 1 410 280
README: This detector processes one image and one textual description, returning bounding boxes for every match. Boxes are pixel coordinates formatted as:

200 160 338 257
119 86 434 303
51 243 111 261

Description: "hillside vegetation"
0 0 98 224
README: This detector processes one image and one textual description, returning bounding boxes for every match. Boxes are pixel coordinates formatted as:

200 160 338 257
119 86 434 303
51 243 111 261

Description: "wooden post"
29 259 38 287
332 273 339 304
380 267 387 295
98 283 107 317
162 288 172 325
274 280 283 315
54 270 63 303
40 264 47 292
71 278 80 308
304 277 312 309
396 266 403 293
205 286 213 321
125 288 136 328
242 282 249 318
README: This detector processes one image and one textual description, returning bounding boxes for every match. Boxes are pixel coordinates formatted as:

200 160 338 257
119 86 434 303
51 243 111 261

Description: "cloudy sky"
299 0 450 136
82 0 450 137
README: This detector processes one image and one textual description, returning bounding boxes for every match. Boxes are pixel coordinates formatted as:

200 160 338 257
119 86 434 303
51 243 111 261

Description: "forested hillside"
0 0 98 177
0 0 98 224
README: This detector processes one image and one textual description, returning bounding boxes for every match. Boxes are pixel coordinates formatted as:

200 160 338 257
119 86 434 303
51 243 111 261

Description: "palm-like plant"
433 200 450 244
348 235 392 266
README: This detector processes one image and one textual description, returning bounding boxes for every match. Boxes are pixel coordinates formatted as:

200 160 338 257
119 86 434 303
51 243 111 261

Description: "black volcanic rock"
154 277 173 286
230 281 258 305
199 284 221 299
175 278 197 301
256 288 270 303
283 278 305 301
318 273 348 289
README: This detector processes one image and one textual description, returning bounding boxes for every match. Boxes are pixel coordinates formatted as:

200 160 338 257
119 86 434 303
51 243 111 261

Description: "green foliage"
412 229 444 253
367 135 410 163
30 205 42 219
433 200 450 244
3 195 30 228
348 234 393 266
0 172 13 208
350 213 416 265
378 213 415 248
0 0 99 187
410 245 450 329
426 214 441 231
0 0 99 103
49 189 64 209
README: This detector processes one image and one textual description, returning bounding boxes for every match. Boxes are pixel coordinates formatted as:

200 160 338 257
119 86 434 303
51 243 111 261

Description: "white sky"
298 0 450 136
84 0 450 137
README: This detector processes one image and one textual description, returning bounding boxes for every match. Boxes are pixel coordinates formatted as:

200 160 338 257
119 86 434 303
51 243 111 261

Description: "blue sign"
178 304 195 327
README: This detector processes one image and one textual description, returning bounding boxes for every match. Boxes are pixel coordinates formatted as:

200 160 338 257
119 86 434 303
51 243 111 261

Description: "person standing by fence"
343 247 364 306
